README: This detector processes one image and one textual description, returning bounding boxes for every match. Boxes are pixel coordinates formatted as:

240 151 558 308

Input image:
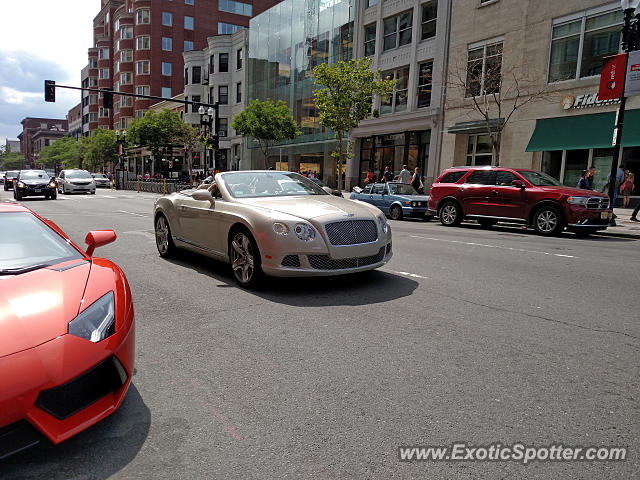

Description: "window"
120 96 132 107
218 118 228 137
136 60 150 75
219 85 228 104
237 48 243 69
364 24 376 56
549 9 622 83
162 12 173 26
135 8 150 25
381 67 410 114
115 40 121 52
184 40 194 51
115 61 120 74
191 95 201 112
99 68 109 79
465 170 496 184
121 26 133 39
162 87 172 98
466 41 503 97
421 0 437 41
115 19 120 31
184 16 194 30
383 10 412 51
219 53 229 72
209 54 215 74
135 110 145 119
439 171 467 184
236 82 242 103
218 22 243 34
88 113 99 123
185 0 194 4
120 72 133 84
184 67 189 85
417 61 433 108
367 0 378 6
192 66 201 84
160 37 172 51
90 58 98 68
136 85 150 96
99 107 110 118
162 62 172 75
136 35 150 50
89 94 98 105
466 134 495 166
219 0 252 16
98 48 109 59
120 49 133 62
495 171 519 186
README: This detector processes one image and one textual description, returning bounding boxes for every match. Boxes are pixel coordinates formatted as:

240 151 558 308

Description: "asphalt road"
1 188 638 479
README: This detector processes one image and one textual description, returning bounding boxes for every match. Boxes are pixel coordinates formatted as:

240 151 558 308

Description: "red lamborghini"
0 203 135 459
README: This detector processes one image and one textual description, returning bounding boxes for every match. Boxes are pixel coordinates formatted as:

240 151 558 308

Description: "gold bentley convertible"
153 171 393 287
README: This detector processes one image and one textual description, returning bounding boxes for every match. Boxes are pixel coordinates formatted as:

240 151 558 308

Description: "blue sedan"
350 182 431 220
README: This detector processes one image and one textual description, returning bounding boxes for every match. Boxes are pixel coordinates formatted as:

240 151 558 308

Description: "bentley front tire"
155 214 176 257
229 228 262 288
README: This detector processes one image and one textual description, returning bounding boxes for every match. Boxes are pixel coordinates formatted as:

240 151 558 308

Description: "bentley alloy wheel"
229 230 261 287
155 215 175 257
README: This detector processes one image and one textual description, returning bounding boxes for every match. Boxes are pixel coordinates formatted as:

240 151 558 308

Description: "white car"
92 173 111 188
57 169 96 194
153 171 392 287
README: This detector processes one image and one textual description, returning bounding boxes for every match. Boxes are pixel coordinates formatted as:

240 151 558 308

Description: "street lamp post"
198 104 220 174
115 129 126 190
608 0 640 223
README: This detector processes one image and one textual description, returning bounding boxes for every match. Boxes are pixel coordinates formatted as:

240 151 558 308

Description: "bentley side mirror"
85 230 116 257
322 186 332 195
192 189 215 208
512 179 525 189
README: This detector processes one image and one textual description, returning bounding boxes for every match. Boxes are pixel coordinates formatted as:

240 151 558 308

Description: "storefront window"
541 151 562 180
591 148 614 191
563 149 589 188
622 147 640 195
466 134 494 166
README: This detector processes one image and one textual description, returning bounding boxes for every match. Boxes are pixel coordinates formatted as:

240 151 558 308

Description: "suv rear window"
439 171 467 183
465 171 496 185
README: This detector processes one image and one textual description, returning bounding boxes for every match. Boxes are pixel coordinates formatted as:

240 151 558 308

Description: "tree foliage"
84 128 118 172
38 137 81 169
0 149 26 170
128 110 197 162
231 99 300 168
313 57 396 190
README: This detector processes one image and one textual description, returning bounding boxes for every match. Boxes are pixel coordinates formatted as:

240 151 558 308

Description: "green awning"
526 109 640 151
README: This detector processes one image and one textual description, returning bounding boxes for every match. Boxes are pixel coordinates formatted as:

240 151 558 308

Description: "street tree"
128 109 198 171
313 57 396 191
84 128 118 172
232 99 300 169
446 47 555 166
38 137 81 169
0 149 26 170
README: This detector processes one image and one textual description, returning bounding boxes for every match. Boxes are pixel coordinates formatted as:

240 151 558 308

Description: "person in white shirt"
398 165 412 184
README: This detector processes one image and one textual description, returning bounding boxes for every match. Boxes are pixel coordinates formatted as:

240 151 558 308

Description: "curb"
595 230 640 239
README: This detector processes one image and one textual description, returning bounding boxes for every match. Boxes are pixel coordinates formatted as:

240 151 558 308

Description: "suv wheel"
439 201 462 226
533 206 564 236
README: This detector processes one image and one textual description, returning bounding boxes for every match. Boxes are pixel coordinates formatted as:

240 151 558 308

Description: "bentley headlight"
293 223 316 242
567 196 588 205
68 291 116 343
377 215 389 234
273 222 290 236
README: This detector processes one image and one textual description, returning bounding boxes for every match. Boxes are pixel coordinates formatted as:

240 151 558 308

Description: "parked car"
0 171 5 185
13 170 57 200
92 172 111 188
57 169 96 194
427 167 611 236
3 170 19 191
153 171 392 288
0 202 135 457
350 182 431 220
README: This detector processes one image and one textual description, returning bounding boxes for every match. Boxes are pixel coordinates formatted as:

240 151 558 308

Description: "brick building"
17 118 68 166
67 103 83 140
82 0 282 137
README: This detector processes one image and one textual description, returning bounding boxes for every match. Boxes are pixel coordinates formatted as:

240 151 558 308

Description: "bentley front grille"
324 220 377 246
308 247 385 270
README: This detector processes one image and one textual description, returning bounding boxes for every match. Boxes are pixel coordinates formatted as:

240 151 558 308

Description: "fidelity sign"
561 93 620 110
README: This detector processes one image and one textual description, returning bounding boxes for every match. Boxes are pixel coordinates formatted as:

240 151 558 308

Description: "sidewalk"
604 208 640 239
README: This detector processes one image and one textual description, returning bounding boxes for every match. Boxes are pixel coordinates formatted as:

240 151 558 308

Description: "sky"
0 1 98 146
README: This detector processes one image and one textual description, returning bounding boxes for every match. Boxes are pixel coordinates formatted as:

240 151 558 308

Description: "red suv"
427 167 611 236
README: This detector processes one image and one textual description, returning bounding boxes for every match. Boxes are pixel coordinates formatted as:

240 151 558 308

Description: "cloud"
0 50 72 93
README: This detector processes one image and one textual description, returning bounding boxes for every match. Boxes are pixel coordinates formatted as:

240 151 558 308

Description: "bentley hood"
239 195 380 220
0 263 90 358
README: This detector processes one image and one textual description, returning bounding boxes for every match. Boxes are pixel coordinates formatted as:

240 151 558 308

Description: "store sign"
598 53 627 100
625 50 640 97
560 93 620 111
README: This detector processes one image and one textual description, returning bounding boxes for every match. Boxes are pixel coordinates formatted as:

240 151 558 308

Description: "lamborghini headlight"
293 223 316 242
68 291 116 343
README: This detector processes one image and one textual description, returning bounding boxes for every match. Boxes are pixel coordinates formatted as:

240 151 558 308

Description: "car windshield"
388 183 419 195
6 170 19 177
93 173 107 179
222 171 328 198
0 212 83 273
518 171 563 186
20 171 49 181
66 170 92 179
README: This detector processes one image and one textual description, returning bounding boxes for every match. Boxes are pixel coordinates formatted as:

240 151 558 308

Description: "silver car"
92 173 111 188
57 169 96 194
153 171 392 287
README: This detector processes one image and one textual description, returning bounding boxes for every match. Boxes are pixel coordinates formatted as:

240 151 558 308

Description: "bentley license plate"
601 211 609 220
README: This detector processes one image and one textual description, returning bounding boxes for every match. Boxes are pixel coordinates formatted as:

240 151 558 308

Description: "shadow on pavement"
0 384 150 480
164 249 419 307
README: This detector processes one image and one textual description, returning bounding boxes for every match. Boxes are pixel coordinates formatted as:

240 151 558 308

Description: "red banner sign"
599 53 627 100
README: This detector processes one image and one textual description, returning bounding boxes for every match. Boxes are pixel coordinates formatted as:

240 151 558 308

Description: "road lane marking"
384 270 429 279
122 230 156 240
117 210 149 217
409 235 577 259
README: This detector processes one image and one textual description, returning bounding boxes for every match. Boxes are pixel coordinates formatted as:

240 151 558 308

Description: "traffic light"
211 135 220 151
102 88 113 109
214 150 223 162
44 80 55 102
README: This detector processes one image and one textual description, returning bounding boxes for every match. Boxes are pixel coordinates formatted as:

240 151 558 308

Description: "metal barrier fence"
122 180 192 194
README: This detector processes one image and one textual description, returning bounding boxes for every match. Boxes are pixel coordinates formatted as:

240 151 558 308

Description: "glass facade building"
248 0 354 180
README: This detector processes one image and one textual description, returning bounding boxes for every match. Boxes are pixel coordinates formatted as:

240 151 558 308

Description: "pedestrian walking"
380 166 393 183
620 172 634 208
587 165 596 190
398 165 412 184
411 167 423 193
577 170 591 190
